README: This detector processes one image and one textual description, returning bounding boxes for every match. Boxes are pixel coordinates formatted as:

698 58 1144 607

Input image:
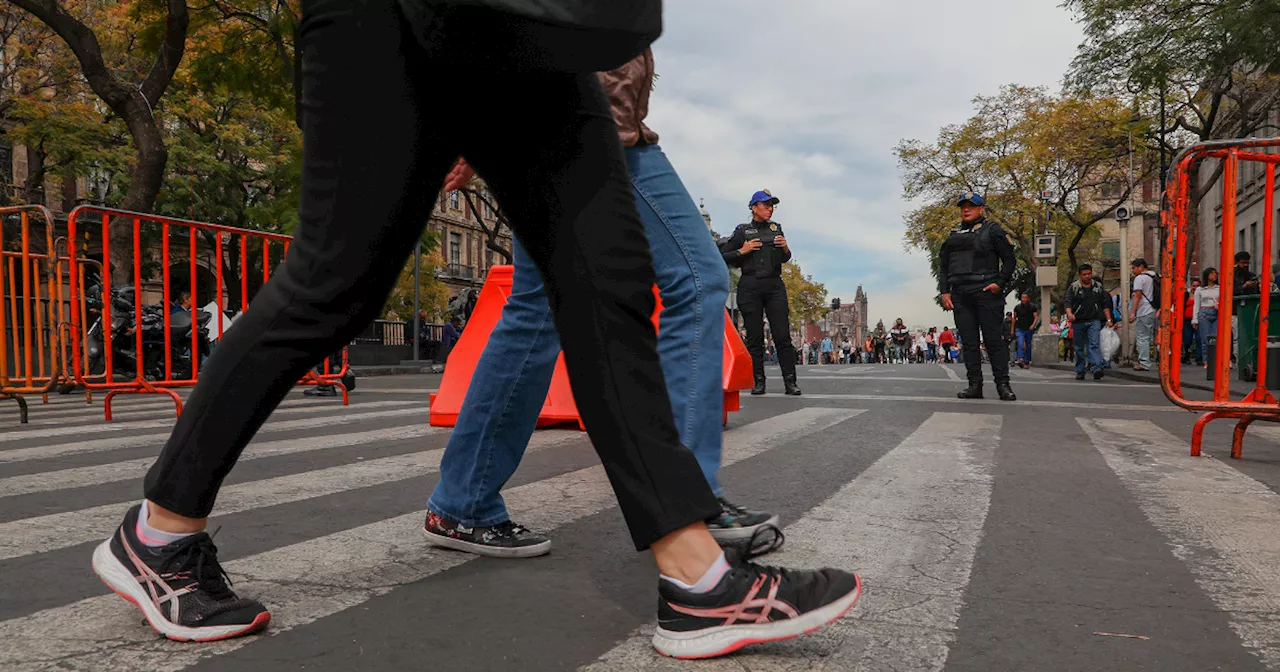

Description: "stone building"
428 187 514 301
1196 112 1280 283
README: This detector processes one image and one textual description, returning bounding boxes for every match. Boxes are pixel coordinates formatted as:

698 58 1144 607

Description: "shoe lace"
727 524 787 582
489 520 528 540
158 530 236 601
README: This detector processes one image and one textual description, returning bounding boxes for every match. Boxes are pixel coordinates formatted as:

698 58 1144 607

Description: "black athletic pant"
738 275 796 381
952 287 1010 386
144 0 719 550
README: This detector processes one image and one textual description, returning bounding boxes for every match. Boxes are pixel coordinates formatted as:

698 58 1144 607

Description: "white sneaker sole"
422 529 552 558
652 573 862 660
91 539 270 642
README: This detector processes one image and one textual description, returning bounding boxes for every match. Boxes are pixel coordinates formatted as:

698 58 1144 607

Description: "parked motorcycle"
58 285 212 393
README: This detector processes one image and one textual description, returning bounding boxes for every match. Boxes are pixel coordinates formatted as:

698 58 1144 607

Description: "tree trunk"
22 144 44 205
9 0 190 284
1066 224 1089 274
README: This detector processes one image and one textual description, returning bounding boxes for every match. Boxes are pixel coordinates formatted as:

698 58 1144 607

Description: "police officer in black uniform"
938 191 1017 401
720 189 801 396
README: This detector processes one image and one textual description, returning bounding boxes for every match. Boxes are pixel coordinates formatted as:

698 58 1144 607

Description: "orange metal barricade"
1160 138 1280 458
0 205 85 423
66 206 350 421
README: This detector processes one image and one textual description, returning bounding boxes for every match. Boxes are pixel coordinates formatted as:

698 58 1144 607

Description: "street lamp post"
412 240 421 363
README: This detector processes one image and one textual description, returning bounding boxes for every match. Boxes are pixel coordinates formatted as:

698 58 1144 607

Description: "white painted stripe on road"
0 425 445 499
580 411 1000 672
0 426 578 562
939 363 962 382
355 388 437 394
15 397 344 426
0 407 430 464
1082 419 1280 670
792 393 1186 413
795 375 1142 388
0 400 419 442
0 407 863 672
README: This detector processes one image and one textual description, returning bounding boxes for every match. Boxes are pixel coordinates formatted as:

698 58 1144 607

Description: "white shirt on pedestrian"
1133 272 1156 318
1192 285 1220 323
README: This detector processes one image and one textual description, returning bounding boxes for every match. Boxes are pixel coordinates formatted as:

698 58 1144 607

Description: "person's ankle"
651 522 723 585
146 500 208 535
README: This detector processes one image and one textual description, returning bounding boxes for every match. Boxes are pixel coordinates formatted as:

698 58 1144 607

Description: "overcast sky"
649 0 1085 330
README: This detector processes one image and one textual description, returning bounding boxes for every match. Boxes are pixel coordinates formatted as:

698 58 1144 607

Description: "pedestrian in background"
1129 258 1157 371
1193 267 1220 369
1013 293 1038 368
1066 264 1113 380
937 191 1017 401
720 190 801 396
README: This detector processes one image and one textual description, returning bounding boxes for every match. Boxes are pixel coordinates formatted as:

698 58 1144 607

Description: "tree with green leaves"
897 85 1145 300
780 260 827 330
1065 0 1280 263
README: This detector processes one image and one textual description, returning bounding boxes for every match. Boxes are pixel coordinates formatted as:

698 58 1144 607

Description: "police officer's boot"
784 375 802 396
956 384 983 399
996 382 1017 401
751 373 767 396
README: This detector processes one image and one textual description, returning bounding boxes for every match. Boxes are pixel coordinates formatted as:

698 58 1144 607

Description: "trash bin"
1234 293 1280 382
1268 338 1280 391
1207 336 1216 381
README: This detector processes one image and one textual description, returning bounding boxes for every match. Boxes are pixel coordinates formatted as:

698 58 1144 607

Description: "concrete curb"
1041 362 1223 393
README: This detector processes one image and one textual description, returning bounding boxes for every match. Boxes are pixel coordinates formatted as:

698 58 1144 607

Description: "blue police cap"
957 191 985 207
749 190 780 207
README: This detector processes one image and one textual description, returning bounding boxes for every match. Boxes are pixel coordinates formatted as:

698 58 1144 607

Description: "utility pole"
1118 129 1135 364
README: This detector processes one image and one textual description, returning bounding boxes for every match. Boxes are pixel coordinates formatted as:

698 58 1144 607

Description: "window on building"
449 231 461 266
449 191 460 210
465 232 472 265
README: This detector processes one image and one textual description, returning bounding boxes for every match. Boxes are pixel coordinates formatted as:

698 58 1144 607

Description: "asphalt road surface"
2 362 1280 672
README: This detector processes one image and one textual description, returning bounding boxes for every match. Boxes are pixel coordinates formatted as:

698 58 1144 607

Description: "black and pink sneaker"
652 540 862 659
423 510 551 558
91 504 270 642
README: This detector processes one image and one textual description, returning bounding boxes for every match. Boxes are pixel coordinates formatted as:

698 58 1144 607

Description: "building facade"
1196 112 1280 283
428 188 514 300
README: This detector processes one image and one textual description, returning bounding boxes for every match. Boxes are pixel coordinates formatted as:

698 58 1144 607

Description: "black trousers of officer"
952 287 1010 386
739 275 797 380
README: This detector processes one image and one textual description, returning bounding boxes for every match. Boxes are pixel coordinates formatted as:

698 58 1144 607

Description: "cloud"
650 0 1083 328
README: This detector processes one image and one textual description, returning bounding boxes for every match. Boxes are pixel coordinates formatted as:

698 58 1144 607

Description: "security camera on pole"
1116 203 1133 365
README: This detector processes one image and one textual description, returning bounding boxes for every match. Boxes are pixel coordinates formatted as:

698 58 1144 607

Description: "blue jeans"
1073 319 1103 373
1198 308 1218 360
428 144 731 526
1015 328 1034 362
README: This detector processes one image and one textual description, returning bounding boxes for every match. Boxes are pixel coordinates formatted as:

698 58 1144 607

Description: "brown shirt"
596 48 660 147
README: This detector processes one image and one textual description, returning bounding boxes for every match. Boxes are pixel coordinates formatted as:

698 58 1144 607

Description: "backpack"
1133 270 1161 310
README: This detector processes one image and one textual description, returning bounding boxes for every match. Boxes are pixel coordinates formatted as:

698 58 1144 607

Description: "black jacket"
937 216 1016 294
720 220 792 280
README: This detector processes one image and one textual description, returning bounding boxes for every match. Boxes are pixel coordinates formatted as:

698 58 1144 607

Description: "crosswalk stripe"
795 375 1140 387
939 363 962 381
0 425 444 499
796 393 1184 412
0 407 430 464
0 426 578 562
0 407 863 672
580 411 1000 671
1081 419 1280 669
0 400 420 442
13 397 345 426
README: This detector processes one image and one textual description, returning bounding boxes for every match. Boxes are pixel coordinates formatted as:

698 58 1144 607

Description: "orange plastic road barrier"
0 205 83 423
430 265 752 430
1159 138 1280 458
66 206 351 421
